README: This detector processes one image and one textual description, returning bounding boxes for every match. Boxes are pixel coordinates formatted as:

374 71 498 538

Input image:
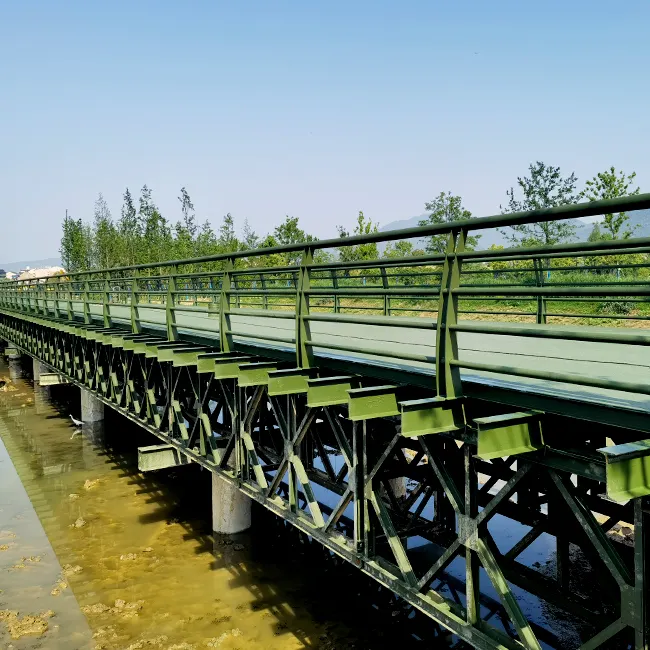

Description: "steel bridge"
3 195 650 649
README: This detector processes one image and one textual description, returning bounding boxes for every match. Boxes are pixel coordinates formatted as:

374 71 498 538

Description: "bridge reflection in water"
3 194 650 649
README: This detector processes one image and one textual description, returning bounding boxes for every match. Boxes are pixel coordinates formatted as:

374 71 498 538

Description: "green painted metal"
600 441 650 502
267 368 316 396
475 411 544 460
306 375 360 407
347 385 399 421
238 361 277 386
400 396 464 437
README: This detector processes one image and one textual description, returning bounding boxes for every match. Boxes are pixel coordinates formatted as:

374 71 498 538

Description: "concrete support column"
33 358 48 383
5 345 20 361
212 474 251 534
388 477 407 499
81 388 104 423
8 361 22 381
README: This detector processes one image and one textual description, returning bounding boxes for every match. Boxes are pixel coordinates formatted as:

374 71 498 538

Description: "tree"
580 167 640 240
60 214 92 272
218 213 239 253
174 187 198 260
337 211 379 263
195 220 218 257
241 219 260 250
500 161 579 246
418 192 480 253
178 187 197 237
384 240 422 258
588 223 605 242
117 188 139 266
134 187 172 263
92 193 118 269
273 216 316 265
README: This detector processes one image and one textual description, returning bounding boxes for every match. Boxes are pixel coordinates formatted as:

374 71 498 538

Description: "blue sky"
1 0 649 262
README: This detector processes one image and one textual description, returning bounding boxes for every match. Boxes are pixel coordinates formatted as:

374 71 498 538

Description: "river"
0 358 457 650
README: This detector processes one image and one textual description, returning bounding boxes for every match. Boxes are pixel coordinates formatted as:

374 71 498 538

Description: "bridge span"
3 194 650 649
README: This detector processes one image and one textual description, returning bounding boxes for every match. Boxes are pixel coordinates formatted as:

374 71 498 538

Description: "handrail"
2 193 650 407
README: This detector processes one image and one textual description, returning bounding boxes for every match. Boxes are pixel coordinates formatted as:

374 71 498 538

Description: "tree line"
59 163 642 273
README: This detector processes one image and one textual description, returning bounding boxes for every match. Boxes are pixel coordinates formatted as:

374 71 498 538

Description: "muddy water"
0 360 453 650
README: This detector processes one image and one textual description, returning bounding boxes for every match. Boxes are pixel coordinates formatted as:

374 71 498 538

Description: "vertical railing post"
380 266 390 316
166 265 178 341
67 276 74 321
83 275 91 324
103 272 112 328
219 258 234 353
435 229 464 399
53 277 61 319
38 279 46 316
131 270 141 334
295 247 314 369
533 257 547 325
260 272 268 310
331 269 340 314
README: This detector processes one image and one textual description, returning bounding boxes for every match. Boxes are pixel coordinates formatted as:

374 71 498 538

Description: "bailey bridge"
3 195 650 649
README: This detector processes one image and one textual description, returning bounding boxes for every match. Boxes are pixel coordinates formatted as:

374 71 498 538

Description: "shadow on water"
0 358 463 649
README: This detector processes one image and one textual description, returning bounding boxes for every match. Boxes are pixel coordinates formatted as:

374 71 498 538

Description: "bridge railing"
3 193 650 402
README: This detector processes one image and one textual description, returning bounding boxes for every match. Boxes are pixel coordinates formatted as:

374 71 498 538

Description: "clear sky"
1 0 649 262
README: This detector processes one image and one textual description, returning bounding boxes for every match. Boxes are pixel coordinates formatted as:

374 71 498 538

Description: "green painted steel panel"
170 347 211 366
195 353 249 376
605 455 650 502
347 385 399 421
307 376 360 407
475 411 544 460
238 362 277 386
600 440 650 502
400 397 464 437
145 342 186 359
268 369 315 396
128 337 164 353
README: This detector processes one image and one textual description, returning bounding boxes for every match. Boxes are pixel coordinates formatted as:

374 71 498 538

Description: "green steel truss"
2 194 650 648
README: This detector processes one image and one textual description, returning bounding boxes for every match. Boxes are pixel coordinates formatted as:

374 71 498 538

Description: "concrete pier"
81 388 104 423
33 358 48 383
212 474 251 534
8 360 22 381
5 345 20 361
388 477 407 499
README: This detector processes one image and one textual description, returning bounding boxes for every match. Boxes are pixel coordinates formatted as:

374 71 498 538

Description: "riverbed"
0 359 455 650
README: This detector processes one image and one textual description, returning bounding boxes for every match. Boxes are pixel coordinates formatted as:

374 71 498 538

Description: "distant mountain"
0 257 63 272
379 209 650 251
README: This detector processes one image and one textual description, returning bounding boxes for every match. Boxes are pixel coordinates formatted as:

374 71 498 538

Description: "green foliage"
273 216 317 265
580 167 640 240
92 193 119 269
60 215 92 272
218 213 239 253
337 211 379 263
418 192 481 253
118 188 139 266
383 240 424 259
174 187 198 259
241 219 259 251
500 161 579 246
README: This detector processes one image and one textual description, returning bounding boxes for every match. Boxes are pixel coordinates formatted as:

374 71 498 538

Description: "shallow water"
0 360 458 650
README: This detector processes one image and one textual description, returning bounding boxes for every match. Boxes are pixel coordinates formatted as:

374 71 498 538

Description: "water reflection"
0 360 453 649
